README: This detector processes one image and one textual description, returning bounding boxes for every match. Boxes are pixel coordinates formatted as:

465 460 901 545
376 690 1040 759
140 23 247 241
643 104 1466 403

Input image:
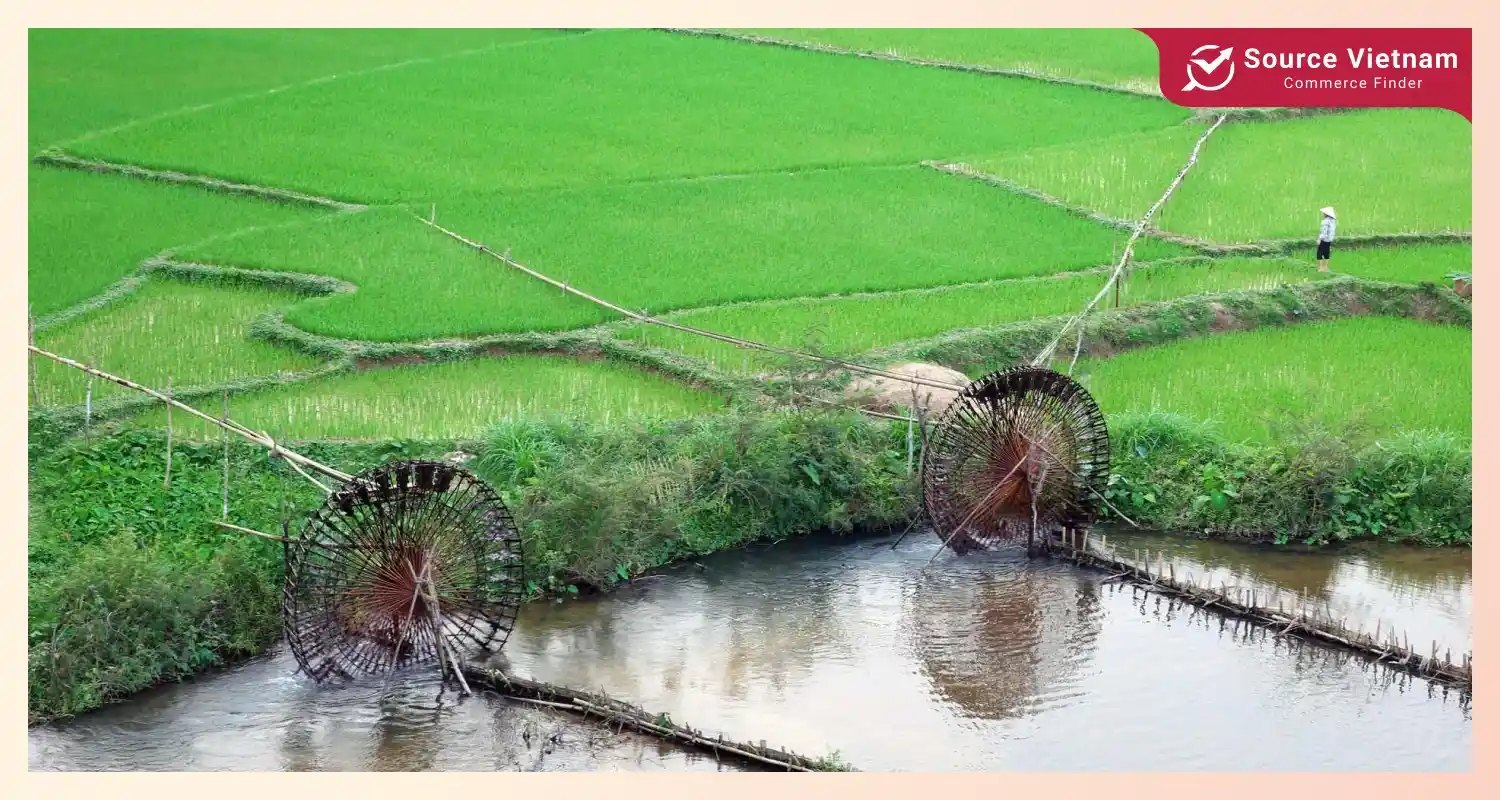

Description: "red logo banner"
1137 28 1471 121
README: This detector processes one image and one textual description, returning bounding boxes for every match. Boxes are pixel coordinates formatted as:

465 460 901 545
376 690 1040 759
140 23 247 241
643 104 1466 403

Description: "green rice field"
31 278 323 407
625 257 1320 370
28 166 325 316
129 355 725 441
970 110 1472 243
1305 242 1472 285
1081 317 1471 442
733 28 1163 93
28 29 571 149
184 167 1191 340
28 28 1470 442
63 29 1187 203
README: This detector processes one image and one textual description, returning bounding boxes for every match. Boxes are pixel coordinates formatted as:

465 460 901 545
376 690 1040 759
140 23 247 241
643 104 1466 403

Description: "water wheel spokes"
921 366 1110 555
282 459 524 690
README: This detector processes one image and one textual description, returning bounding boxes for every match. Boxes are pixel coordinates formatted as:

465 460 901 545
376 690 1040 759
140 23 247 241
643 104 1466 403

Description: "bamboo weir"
1044 529 1472 693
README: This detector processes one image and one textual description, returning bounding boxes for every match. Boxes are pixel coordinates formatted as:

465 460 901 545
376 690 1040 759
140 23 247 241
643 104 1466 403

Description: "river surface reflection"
30 531 1471 771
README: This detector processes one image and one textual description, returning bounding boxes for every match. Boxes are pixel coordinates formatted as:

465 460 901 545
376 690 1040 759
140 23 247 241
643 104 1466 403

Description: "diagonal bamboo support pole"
1034 114 1229 369
418 217 968 394
28 345 351 486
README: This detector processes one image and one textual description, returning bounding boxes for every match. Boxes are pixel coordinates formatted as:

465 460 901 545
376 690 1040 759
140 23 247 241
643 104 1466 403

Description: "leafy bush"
1103 411 1470 546
477 407 917 592
27 531 281 723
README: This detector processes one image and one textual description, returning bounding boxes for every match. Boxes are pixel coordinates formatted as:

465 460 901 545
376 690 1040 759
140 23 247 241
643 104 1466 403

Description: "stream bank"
27 404 1470 723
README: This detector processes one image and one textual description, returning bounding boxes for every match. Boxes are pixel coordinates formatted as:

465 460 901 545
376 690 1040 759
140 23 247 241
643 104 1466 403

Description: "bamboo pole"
1036 113 1229 368
28 304 39 406
906 383 917 473
221 390 230 520
212 520 293 543
164 377 173 490
418 218 967 394
84 355 96 446
422 572 472 696
471 669 843 771
27 346 351 485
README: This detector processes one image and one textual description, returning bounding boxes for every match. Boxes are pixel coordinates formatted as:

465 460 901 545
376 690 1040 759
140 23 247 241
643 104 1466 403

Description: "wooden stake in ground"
221 389 230 520
164 377 173 490
28 305 39 406
84 356 95 446
906 382 918 474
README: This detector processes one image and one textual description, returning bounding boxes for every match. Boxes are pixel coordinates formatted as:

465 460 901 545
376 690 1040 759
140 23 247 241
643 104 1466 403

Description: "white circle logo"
1183 44 1236 92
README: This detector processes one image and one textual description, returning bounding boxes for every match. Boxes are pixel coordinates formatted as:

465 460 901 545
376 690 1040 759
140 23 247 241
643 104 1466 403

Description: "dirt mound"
843 362 970 417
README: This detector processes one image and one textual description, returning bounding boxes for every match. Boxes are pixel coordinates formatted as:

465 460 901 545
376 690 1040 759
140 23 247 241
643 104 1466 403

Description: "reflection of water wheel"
282 460 524 684
921 366 1110 554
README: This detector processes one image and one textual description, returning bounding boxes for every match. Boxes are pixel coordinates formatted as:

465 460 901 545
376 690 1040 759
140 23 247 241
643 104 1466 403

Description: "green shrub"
27 531 281 723
476 407 916 592
1104 411 1470 546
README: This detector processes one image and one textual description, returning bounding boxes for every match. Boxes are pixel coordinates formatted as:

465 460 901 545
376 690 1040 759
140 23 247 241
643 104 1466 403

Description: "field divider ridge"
602 256 1227 324
659 28 1165 99
868 276 1470 377
927 161 1473 257
32 151 369 212
656 30 1375 125
32 254 359 336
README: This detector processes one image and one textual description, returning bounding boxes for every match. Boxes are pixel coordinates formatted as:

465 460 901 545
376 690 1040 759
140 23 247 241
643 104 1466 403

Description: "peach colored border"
7 0 1487 791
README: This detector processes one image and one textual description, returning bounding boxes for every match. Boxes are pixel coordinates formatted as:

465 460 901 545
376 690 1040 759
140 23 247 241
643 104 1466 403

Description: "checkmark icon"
1183 45 1236 91
1190 47 1234 74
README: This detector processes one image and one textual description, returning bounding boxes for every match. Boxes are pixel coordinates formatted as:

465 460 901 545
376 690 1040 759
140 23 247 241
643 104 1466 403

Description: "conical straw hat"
1320 206 1336 218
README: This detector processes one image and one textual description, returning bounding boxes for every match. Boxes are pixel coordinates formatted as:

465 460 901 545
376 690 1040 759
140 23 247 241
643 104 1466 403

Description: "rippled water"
30 531 1471 772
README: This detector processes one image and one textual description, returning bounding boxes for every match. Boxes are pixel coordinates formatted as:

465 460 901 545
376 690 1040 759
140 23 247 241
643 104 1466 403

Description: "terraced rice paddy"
1080 317 1471 443
28 166 325 316
28 28 1470 443
62 29 1187 203
32 278 322 406
970 110 1471 243
186 167 1191 340
129 356 725 441
624 257 1320 370
731 28 1163 93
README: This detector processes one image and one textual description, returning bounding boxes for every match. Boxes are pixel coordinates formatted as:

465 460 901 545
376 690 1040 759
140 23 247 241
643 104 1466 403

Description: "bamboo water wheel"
920 366 1110 554
281 459 525 685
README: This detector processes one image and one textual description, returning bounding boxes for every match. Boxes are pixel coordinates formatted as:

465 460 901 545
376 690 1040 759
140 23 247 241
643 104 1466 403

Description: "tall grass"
1301 242 1471 285
733 28 1163 93
32 277 322 407
187 168 1191 341
29 29 571 149
623 257 1322 370
971 110 1471 243
28 165 323 316
1079 316 1471 442
69 30 1187 202
129 355 724 441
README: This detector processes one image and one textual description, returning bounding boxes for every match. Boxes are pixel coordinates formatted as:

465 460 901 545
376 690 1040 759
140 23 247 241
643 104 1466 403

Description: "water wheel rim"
281 459 525 683
920 366 1110 553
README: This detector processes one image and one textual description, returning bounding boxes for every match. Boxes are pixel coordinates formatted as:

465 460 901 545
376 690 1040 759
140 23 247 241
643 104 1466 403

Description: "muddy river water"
29 530 1471 772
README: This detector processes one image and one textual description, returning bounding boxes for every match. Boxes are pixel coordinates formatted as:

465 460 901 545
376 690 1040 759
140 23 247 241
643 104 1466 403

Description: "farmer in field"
1315 206 1337 272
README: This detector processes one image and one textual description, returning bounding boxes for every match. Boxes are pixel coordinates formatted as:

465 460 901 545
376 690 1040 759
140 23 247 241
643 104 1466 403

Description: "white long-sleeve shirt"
1319 216 1337 243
